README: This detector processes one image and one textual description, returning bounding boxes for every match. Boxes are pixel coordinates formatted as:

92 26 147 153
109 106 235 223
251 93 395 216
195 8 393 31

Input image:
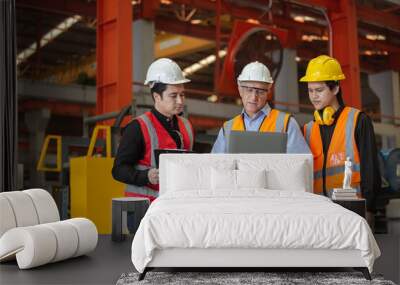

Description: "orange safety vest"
303 107 361 197
223 109 290 148
125 111 194 201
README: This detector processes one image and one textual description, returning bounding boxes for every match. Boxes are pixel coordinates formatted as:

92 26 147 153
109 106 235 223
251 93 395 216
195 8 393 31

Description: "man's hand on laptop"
148 168 159 184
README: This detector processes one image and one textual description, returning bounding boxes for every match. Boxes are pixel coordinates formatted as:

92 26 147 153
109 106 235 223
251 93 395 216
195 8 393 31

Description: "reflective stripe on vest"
314 163 361 180
125 184 159 198
275 111 287 133
135 165 150 171
180 116 194 150
139 113 159 168
305 122 313 145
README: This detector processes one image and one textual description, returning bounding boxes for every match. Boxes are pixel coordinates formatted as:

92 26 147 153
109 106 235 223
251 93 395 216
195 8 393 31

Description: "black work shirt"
112 108 182 186
318 106 381 211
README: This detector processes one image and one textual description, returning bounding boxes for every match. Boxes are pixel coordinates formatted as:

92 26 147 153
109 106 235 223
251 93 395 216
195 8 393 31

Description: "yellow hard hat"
300 55 345 82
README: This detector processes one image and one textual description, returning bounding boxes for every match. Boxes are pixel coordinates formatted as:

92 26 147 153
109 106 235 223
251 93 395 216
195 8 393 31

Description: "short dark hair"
150 83 168 101
325 81 344 106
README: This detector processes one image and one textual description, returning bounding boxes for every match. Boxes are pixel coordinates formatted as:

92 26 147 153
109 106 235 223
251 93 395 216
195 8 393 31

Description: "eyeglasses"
240 85 269 97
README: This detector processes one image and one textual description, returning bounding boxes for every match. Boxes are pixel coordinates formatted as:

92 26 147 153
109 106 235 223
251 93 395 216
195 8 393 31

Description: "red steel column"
329 0 361 108
97 0 132 123
214 0 221 95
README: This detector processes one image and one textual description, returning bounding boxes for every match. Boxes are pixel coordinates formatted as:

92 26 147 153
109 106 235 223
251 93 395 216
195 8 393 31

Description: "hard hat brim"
144 78 191 86
299 74 346 82
237 79 274 84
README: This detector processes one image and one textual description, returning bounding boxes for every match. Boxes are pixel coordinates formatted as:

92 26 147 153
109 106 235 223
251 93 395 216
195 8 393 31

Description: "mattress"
131 190 380 273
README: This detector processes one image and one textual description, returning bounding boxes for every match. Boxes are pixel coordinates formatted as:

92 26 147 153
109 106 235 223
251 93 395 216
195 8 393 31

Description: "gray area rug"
116 271 396 285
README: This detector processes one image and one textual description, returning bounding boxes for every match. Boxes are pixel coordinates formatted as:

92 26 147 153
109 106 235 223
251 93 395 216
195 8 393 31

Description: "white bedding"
131 190 380 273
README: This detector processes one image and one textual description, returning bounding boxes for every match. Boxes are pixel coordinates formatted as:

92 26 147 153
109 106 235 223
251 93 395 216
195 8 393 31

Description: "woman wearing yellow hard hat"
300 55 380 227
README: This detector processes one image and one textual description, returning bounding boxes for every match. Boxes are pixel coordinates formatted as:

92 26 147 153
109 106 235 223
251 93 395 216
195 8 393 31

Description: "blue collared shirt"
211 104 311 154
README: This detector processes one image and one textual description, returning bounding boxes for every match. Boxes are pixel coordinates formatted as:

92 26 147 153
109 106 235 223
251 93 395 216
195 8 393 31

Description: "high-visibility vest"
125 111 194 201
303 107 361 197
223 109 290 149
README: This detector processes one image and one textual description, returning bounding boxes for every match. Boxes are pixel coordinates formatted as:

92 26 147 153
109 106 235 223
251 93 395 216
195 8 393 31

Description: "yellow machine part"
70 156 125 234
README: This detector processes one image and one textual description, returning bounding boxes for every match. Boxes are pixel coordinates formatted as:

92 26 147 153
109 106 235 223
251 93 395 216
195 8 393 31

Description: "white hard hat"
144 58 190 87
237 61 273 84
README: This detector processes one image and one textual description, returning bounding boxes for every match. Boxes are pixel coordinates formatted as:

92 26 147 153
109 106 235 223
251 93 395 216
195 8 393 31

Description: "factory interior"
1 0 400 284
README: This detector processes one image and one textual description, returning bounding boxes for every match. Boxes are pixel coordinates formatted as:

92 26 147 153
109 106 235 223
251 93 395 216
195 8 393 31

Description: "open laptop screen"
227 131 287 153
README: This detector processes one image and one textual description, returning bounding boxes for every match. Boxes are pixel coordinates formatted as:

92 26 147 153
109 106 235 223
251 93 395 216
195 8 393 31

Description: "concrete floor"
0 235 134 285
1 234 399 285
374 234 400 284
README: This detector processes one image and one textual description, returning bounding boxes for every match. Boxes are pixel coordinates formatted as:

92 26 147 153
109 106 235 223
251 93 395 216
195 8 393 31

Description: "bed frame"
137 154 372 281
139 248 371 280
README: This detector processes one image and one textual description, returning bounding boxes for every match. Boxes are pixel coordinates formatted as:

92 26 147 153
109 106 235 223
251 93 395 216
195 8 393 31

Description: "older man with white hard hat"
112 58 194 202
211 61 310 154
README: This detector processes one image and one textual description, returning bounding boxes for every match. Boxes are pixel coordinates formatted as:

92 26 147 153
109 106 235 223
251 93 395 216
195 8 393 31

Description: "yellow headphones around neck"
314 106 336 126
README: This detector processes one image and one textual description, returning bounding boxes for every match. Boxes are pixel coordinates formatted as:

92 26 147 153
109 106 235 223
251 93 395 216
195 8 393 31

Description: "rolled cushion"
0 196 17 237
0 218 98 269
0 226 57 269
65 218 98 257
42 221 79 262
23 189 59 223
0 191 39 227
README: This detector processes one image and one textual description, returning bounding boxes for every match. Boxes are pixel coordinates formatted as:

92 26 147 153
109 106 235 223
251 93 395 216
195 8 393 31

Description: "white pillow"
238 159 309 191
211 168 267 190
266 165 307 191
211 168 236 190
166 160 235 192
237 169 267 189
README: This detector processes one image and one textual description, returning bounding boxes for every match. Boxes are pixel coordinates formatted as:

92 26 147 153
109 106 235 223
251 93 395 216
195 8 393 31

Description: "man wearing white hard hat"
211 61 310 154
112 58 194 202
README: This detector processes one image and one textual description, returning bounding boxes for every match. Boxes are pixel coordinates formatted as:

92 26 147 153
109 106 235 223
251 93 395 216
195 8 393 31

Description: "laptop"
227 131 287 153
154 149 194 168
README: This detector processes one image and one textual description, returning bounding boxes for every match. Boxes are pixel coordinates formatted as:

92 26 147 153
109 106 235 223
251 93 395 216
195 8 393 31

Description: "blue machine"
385 148 400 192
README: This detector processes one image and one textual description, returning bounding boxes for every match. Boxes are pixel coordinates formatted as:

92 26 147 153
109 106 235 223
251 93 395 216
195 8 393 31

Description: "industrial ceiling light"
17 15 82 65
191 19 202 25
183 49 227 76
293 15 316 23
366 34 386 41
301 34 328 42
362 50 388 56
160 0 172 5
207 94 218 102
246 18 260 24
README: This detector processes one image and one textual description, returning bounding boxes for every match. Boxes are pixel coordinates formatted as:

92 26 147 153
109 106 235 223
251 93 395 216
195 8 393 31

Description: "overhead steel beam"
155 15 399 62
289 0 340 11
18 79 96 104
357 5 400 32
16 0 96 18
17 0 399 33
155 16 223 41
293 0 400 32
359 38 400 54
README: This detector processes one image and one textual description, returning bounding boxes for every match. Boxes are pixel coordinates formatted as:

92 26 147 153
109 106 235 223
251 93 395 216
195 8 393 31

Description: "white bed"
131 154 380 280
